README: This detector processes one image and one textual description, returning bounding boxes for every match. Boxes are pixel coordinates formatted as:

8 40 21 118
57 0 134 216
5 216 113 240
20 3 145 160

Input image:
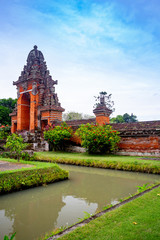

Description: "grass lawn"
35 152 160 174
0 158 68 194
57 185 160 240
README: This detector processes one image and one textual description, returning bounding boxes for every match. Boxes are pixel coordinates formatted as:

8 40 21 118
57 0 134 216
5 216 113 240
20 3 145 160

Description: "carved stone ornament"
13 45 64 108
22 82 28 91
32 82 38 95
51 86 55 93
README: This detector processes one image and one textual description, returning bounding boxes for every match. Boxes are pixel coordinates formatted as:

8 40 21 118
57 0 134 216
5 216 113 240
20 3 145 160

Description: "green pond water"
0 164 160 240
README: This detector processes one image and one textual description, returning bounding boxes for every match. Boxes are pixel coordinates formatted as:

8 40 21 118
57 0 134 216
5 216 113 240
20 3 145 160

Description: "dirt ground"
0 160 33 172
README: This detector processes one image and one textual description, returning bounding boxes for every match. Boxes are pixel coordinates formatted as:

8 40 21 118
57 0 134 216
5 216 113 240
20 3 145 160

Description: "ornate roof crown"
27 45 44 67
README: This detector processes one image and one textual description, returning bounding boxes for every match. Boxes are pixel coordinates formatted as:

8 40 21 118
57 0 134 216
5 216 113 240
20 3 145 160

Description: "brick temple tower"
10 45 65 133
93 92 112 125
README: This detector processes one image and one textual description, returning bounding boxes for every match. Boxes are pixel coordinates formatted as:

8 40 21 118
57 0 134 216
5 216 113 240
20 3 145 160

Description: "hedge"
34 152 160 174
0 160 68 194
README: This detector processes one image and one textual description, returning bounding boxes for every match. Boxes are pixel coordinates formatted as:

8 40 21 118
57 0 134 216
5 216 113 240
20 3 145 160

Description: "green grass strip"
52 185 160 240
0 158 68 194
35 152 160 174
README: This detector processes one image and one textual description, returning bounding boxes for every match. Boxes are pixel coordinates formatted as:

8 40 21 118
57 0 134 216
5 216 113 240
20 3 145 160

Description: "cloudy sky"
0 0 160 121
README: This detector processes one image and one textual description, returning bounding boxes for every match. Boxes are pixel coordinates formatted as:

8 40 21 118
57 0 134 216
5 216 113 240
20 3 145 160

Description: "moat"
1 164 160 240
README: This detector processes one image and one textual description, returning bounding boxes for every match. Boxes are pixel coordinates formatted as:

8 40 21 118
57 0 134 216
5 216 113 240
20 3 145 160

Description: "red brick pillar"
95 115 110 125
30 93 36 132
17 95 22 131
93 105 112 125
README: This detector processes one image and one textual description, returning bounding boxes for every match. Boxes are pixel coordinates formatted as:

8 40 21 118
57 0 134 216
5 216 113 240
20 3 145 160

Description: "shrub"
43 122 73 151
0 163 68 194
4 133 28 161
75 123 120 154
0 125 10 139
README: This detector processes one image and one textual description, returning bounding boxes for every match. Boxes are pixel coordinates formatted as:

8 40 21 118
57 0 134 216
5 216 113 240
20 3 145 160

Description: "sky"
0 0 160 121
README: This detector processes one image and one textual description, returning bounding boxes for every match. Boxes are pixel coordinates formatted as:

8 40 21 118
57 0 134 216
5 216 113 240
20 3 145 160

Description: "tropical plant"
136 183 149 193
43 122 73 151
75 123 120 154
4 133 28 161
3 232 16 240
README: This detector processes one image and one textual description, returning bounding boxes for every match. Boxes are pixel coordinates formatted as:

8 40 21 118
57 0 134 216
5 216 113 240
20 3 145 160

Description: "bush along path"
75 123 120 154
0 158 68 194
45 184 160 240
35 152 160 174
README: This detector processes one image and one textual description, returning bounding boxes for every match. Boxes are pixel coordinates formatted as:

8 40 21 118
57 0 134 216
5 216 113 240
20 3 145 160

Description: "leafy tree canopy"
110 113 138 123
0 98 17 112
0 106 11 125
63 112 94 121
0 98 17 125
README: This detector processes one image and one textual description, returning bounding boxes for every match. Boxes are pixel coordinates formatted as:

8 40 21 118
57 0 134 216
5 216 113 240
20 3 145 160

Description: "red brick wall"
69 135 160 154
41 110 62 125
118 136 160 153
49 111 62 123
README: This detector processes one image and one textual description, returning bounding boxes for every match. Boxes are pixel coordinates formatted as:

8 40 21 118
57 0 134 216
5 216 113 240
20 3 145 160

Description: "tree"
0 98 17 111
110 115 124 123
4 133 28 161
0 106 11 125
123 113 137 123
0 98 17 125
83 114 95 119
110 113 138 123
63 112 94 121
75 123 120 154
63 112 83 121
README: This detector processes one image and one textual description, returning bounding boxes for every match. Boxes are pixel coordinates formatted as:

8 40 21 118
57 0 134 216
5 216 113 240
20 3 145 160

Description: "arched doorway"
21 93 30 130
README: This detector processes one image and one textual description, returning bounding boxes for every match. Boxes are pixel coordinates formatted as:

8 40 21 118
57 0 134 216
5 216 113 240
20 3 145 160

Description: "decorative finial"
34 45 38 50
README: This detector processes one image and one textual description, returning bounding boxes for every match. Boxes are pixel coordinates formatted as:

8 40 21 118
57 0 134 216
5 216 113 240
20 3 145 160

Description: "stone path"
0 160 33 172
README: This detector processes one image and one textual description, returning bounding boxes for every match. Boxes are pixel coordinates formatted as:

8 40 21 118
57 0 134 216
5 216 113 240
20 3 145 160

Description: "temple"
9 46 160 156
10 45 64 133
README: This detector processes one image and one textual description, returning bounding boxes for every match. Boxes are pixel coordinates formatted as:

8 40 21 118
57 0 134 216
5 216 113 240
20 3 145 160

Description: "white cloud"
0 0 160 121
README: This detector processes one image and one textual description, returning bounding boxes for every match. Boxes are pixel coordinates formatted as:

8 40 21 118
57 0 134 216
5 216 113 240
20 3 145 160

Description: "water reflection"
56 196 97 227
0 210 14 237
0 164 160 240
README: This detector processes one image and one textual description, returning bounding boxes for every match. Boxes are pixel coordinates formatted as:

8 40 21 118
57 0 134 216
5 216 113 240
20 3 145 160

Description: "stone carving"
32 82 38 95
13 45 62 107
22 82 28 91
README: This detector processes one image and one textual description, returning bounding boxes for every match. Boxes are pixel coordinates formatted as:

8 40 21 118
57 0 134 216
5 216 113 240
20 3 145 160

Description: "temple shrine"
9 46 160 155
10 45 65 133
